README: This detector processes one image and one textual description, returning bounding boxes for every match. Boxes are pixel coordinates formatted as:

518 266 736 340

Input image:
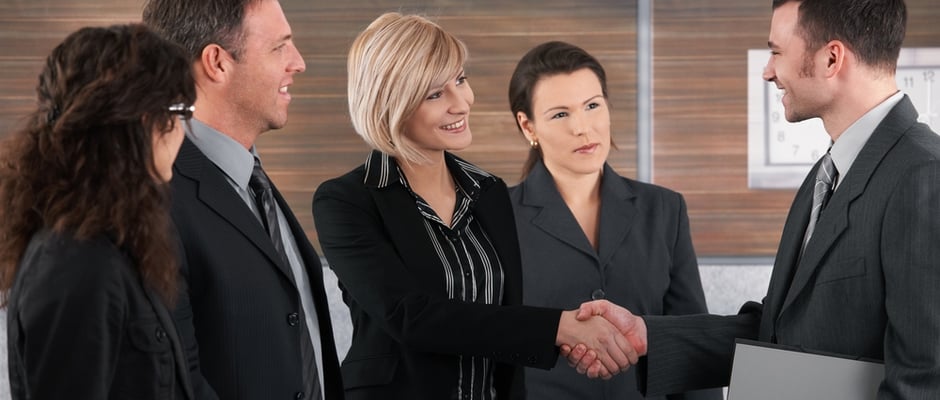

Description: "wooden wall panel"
0 0 636 253
652 0 940 256
11 2 933 257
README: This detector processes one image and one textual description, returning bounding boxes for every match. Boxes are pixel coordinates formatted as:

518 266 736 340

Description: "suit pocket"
127 319 174 386
815 256 866 286
341 354 399 390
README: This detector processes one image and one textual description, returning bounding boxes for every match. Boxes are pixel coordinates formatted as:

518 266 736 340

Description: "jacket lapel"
763 169 813 331
372 184 451 295
520 162 597 261
173 138 296 284
596 164 637 272
779 96 915 314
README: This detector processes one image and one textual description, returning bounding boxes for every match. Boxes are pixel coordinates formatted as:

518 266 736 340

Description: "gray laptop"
727 339 884 400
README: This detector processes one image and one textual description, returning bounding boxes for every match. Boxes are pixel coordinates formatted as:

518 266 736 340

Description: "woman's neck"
399 153 457 227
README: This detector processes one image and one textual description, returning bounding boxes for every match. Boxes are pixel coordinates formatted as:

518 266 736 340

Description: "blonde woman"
313 12 638 399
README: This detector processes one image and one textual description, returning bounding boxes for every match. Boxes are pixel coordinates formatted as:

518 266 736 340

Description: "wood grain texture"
4 1 934 256
0 0 636 254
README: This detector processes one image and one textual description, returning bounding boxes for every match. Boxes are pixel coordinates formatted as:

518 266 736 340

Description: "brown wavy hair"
0 24 196 305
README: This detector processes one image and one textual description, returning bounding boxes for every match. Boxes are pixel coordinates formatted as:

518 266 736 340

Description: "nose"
289 43 306 74
762 57 775 82
448 85 474 114
570 113 587 136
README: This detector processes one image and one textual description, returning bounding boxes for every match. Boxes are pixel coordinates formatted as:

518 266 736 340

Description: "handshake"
555 300 648 380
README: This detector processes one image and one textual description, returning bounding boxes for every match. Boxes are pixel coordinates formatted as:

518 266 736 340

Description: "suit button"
591 289 606 300
155 328 167 342
527 355 539 364
287 312 300 327
294 391 304 399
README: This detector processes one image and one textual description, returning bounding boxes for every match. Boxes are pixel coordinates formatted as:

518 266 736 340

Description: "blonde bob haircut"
347 12 469 164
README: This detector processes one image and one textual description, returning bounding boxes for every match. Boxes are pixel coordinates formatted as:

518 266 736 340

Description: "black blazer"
7 230 194 400
639 96 940 399
312 152 562 400
510 161 720 400
170 138 343 399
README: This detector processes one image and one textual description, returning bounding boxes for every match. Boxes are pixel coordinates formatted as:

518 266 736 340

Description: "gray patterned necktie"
802 151 838 251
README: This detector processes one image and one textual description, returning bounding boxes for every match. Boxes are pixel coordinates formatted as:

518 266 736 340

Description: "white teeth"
442 119 465 130
279 86 288 93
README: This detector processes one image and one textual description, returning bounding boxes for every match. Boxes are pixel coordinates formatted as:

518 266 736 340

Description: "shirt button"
591 289 606 300
294 391 304 399
287 312 300 327
464 271 471 277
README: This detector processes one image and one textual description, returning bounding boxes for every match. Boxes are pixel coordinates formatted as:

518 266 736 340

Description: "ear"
199 44 235 83
823 40 846 78
516 111 537 143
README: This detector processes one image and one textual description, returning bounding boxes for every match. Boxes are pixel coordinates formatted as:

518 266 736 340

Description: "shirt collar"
829 91 904 180
185 118 258 189
362 150 494 200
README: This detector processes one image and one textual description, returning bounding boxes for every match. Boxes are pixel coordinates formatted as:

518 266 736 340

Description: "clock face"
763 84 829 165
747 48 940 188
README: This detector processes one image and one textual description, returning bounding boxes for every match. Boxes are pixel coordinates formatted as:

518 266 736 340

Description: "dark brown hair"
508 41 610 179
0 24 196 304
772 0 906 73
143 0 261 61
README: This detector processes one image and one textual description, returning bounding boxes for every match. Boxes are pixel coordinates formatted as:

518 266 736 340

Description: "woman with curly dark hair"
0 24 196 399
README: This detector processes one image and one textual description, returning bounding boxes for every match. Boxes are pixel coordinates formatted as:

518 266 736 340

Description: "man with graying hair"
143 1 344 399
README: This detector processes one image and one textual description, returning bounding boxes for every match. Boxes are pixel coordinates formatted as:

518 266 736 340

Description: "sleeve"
881 159 940 399
312 178 561 369
662 197 723 400
169 219 221 400
663 192 710 316
172 255 220 400
638 302 761 397
13 240 126 399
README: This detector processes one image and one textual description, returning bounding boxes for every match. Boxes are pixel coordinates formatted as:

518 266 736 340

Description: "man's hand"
560 300 648 378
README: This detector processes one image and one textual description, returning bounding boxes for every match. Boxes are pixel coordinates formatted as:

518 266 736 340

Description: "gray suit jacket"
639 95 940 399
510 161 720 400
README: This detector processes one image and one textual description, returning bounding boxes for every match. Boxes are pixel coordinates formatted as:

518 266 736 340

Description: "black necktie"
248 158 322 400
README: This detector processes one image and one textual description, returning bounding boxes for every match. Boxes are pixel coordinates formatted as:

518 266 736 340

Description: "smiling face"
517 68 610 179
763 1 831 123
226 0 305 134
400 69 474 162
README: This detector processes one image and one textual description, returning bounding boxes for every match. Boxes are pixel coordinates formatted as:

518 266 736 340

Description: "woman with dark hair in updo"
0 24 196 400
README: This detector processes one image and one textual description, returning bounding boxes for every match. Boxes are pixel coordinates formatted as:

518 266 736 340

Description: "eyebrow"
767 40 779 49
428 69 466 93
541 94 604 116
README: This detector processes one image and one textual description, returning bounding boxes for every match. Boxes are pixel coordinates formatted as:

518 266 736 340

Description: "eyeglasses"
168 103 195 120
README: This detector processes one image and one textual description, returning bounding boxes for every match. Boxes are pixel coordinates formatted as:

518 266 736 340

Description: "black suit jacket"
639 96 940 399
312 152 562 400
8 230 194 400
170 138 343 399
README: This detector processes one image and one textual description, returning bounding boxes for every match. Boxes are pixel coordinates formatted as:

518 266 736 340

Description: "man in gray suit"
571 0 940 398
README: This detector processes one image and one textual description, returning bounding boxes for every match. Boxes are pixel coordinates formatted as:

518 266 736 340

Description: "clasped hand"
555 300 648 379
